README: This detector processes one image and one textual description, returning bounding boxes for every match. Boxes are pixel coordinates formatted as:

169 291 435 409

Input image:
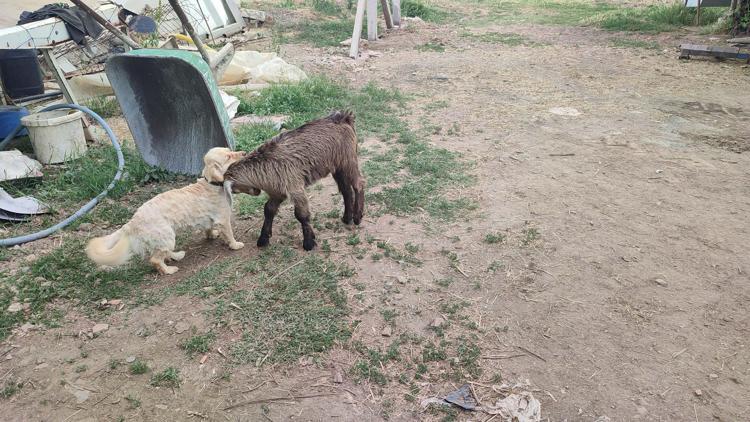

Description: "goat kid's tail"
330 110 355 127
86 229 131 267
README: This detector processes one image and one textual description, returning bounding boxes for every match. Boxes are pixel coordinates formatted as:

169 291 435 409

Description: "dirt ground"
2 1 750 421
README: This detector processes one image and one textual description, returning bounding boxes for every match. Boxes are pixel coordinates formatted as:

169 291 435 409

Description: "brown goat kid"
219 110 365 251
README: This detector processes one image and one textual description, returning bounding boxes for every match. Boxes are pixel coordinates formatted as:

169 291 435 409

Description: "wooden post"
392 0 401 26
167 0 212 66
366 0 377 41
380 0 393 29
350 0 366 58
696 0 702 26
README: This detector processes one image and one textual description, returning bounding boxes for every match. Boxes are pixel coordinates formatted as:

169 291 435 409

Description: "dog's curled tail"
86 229 131 267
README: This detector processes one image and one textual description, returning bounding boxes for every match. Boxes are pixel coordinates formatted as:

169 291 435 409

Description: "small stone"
174 322 190 334
74 389 91 403
126 356 136 363
333 371 343 384
709 373 718 379
108 299 122 306
594 417 611 422
20 323 37 332
92 323 109 335
155 404 168 410
429 317 445 328
24 254 36 263
394 294 404 300
381 326 392 337
694 389 702 397
7 302 23 313
397 276 407 284
36 358 45 364
34 362 49 370
654 278 667 287
76 223 94 232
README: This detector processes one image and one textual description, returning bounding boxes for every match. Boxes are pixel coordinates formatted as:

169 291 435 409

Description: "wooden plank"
680 44 749 60
41 49 78 105
392 0 401 26
367 0 378 41
381 0 394 29
350 0 367 58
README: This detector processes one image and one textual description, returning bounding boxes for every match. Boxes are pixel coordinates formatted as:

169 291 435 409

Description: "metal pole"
167 0 212 66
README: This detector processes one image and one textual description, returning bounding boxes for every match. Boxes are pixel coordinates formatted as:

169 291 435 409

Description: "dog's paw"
229 241 245 250
303 238 317 251
206 229 219 239
257 237 270 248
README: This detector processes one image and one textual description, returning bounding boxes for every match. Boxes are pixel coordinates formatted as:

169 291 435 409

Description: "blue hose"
0 104 124 247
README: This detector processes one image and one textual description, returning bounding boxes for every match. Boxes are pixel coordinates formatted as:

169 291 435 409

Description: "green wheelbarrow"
106 49 235 175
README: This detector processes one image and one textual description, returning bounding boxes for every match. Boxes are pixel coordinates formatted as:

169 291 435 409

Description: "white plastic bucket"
21 109 87 164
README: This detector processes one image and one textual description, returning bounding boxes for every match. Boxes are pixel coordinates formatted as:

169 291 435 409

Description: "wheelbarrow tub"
106 49 234 175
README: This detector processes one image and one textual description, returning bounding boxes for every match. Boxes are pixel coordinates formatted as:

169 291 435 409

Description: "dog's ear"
202 162 224 183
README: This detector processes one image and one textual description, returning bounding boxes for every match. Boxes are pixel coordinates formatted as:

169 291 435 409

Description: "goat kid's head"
202 147 246 183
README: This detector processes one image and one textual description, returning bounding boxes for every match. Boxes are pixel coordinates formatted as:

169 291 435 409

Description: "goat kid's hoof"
229 241 245 250
257 237 270 248
341 216 354 226
303 239 317 251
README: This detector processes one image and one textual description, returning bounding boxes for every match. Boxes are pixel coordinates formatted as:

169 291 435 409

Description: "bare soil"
2 3 750 422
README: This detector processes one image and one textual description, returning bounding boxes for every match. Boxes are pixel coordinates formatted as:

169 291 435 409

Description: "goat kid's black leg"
257 197 283 247
291 191 316 251
352 176 365 225
333 171 354 225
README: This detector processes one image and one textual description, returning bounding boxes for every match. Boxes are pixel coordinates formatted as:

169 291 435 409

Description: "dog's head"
202 147 246 183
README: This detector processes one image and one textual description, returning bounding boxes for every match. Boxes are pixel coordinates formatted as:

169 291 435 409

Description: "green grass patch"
274 18 353 47
1 380 23 399
402 0 448 22
589 3 725 32
462 31 539 46
470 0 724 32
226 247 352 365
181 332 215 356
609 37 661 49
150 367 181 388
0 240 152 340
83 96 121 118
310 0 342 15
484 232 505 244
234 122 280 151
416 41 446 52
129 359 149 375
351 340 401 385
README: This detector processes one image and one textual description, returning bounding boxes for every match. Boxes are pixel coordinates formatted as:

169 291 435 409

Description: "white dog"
86 148 246 274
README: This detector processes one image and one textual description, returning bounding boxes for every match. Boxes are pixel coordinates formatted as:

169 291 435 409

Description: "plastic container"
0 106 29 138
20 110 87 164
0 49 44 99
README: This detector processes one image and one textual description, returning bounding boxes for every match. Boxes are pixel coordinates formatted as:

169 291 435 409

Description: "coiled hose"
0 104 124 247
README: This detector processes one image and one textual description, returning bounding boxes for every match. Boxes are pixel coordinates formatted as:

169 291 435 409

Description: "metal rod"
69 0 140 50
167 0 212 65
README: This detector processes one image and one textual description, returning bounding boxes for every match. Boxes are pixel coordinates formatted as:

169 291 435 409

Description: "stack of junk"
0 0 305 240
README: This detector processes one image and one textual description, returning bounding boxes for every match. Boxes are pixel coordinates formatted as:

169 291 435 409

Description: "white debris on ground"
219 50 307 86
482 391 542 422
